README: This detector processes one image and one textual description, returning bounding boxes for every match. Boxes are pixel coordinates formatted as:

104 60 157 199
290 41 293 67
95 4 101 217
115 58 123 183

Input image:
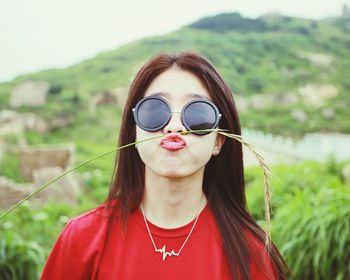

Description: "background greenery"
0 12 350 136
0 11 349 279
247 160 350 279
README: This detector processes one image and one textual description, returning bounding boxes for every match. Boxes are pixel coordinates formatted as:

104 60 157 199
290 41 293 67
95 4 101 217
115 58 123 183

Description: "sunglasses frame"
132 96 222 135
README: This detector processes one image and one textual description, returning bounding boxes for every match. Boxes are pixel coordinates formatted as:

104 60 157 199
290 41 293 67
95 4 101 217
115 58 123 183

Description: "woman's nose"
162 111 187 134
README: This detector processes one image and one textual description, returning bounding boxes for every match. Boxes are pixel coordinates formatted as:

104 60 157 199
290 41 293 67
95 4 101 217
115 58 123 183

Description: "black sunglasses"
132 96 222 135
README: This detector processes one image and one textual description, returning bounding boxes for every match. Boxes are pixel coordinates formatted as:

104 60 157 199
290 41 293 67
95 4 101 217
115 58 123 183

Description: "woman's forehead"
146 92 211 103
143 68 212 102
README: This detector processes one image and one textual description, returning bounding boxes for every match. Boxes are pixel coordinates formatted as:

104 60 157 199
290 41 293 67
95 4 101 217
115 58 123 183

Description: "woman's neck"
140 166 207 229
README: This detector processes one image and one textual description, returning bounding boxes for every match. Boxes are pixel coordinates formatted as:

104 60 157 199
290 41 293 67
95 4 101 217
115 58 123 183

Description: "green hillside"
1 12 349 137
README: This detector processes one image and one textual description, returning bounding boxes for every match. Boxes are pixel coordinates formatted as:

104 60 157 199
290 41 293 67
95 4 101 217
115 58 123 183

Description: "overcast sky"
0 0 348 82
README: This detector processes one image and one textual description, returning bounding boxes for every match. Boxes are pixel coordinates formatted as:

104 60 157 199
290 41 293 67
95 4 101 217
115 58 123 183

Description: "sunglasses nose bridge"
162 110 186 134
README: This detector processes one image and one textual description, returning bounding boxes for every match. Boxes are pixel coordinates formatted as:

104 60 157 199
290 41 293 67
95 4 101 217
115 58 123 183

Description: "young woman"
41 51 289 279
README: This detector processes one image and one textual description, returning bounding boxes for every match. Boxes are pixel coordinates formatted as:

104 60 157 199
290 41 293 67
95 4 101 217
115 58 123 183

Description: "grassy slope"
0 13 349 179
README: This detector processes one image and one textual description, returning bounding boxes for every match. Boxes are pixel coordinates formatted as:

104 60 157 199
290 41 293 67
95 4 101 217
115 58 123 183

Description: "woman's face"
135 66 225 178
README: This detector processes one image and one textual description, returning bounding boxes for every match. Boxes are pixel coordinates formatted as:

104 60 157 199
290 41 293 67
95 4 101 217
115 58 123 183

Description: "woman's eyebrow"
149 92 210 101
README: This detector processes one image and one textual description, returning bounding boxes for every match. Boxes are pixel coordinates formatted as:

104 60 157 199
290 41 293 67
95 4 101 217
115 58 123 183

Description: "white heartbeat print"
155 245 179 261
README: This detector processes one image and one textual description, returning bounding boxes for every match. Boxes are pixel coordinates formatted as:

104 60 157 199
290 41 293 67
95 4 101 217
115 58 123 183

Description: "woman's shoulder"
68 203 108 228
41 202 119 279
61 200 121 243
67 200 122 233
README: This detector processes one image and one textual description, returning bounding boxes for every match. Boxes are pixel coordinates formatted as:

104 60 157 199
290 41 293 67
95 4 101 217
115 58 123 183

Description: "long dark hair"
106 51 289 279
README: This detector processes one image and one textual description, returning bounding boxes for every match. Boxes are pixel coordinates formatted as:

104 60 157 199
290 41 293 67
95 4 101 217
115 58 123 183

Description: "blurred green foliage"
0 153 25 184
0 191 103 278
246 160 350 279
0 230 45 280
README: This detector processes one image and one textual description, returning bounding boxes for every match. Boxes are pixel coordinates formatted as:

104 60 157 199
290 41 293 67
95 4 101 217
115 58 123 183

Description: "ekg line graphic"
155 245 179 261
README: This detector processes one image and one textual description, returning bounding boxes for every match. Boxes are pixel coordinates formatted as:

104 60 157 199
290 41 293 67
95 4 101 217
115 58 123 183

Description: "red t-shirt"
41 202 276 279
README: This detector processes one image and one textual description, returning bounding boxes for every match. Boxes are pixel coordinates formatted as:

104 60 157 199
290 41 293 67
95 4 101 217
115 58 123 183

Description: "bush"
246 160 350 279
48 83 62 95
0 231 45 280
272 183 350 279
0 153 26 183
0 198 97 279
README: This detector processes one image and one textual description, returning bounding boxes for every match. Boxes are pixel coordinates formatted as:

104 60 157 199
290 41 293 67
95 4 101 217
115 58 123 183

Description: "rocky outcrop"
298 84 338 107
0 143 82 209
0 167 81 209
10 80 49 108
17 144 75 182
49 113 75 130
235 83 338 112
0 176 33 209
32 167 81 205
291 109 308 124
89 87 127 113
235 92 299 111
297 52 333 66
0 110 48 136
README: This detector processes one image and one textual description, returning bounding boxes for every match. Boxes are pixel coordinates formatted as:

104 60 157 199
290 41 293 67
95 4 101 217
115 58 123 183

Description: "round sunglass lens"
183 102 217 134
137 98 170 130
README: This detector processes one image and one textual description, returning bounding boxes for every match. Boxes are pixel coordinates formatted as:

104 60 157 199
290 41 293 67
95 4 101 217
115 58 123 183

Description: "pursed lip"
160 133 187 151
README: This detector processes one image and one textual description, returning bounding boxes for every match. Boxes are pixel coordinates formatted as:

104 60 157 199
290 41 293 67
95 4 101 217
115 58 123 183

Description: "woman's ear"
213 134 226 156
216 134 226 149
